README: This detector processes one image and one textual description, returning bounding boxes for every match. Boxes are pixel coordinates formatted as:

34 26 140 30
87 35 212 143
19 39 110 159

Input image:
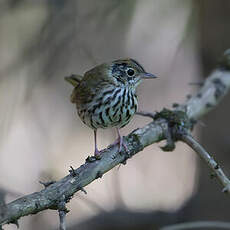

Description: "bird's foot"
86 150 102 163
94 148 102 159
112 136 129 153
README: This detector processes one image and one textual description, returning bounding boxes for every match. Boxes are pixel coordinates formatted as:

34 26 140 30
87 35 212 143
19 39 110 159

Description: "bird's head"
108 58 157 88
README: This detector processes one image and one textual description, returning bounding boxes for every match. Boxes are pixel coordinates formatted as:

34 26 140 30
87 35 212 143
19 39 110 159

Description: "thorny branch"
0 50 230 227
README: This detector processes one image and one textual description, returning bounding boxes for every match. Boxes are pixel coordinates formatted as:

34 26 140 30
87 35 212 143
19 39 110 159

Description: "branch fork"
1 49 230 227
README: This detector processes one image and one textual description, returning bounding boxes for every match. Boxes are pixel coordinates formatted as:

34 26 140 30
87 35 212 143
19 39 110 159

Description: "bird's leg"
94 129 101 156
115 128 128 153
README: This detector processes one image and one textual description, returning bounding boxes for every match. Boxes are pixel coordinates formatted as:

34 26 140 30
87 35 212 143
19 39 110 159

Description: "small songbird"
65 58 157 156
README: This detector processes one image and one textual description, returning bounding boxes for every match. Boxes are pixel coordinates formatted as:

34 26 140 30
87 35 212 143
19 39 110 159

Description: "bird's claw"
111 136 129 154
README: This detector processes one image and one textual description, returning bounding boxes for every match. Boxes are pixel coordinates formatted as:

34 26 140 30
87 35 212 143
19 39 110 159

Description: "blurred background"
0 0 230 229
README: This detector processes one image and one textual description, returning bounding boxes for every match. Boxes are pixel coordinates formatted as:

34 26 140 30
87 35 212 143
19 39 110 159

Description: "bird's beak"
140 72 158 79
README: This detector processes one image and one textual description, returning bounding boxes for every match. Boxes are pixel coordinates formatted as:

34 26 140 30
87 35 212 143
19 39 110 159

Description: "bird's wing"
67 63 116 105
65 74 83 87
65 74 84 103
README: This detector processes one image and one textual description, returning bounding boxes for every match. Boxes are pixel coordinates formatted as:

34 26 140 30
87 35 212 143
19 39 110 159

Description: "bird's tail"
64 74 83 87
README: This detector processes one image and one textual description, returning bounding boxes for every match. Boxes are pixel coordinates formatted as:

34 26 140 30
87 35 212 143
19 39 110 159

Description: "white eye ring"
127 68 135 76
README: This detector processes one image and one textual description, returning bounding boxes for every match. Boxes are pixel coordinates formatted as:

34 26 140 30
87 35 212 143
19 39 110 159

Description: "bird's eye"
127 68 135 76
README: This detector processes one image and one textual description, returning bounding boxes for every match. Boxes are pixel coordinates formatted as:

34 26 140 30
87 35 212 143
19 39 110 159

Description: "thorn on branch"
172 103 179 108
135 111 156 119
206 102 213 108
95 171 103 179
69 166 78 177
85 155 101 163
210 173 217 179
85 156 95 163
39 180 56 188
214 163 219 170
78 187 87 194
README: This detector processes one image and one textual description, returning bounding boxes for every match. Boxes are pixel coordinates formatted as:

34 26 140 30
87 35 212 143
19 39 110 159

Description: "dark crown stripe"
130 59 145 72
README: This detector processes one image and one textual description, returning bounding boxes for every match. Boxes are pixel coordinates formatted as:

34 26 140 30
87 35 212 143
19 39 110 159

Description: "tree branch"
1 50 230 227
180 133 230 193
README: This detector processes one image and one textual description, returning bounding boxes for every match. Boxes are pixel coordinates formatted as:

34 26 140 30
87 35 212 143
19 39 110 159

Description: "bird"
65 58 157 156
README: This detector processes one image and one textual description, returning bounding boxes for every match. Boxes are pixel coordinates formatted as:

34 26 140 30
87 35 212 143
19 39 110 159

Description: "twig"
58 196 68 230
135 111 156 119
39 180 56 188
180 133 230 193
0 49 230 227
59 210 66 230
161 220 230 230
0 188 22 229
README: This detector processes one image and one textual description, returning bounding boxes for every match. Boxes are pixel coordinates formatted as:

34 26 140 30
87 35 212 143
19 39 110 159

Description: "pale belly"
77 87 137 130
